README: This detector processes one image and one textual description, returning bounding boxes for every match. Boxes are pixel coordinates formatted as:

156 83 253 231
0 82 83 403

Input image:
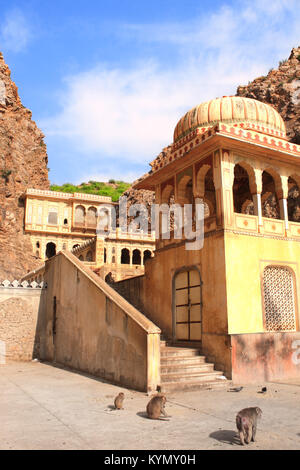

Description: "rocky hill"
237 46 300 143
0 52 49 280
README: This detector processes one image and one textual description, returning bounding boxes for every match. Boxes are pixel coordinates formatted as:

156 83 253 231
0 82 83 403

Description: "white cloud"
42 0 299 179
0 8 32 53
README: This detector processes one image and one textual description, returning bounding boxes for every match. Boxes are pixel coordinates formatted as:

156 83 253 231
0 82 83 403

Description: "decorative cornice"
148 123 300 176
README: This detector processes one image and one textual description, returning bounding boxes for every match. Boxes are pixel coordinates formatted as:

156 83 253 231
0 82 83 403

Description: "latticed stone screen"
263 266 296 331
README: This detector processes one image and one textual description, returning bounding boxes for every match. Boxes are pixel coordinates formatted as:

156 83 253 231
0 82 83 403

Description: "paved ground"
0 362 299 450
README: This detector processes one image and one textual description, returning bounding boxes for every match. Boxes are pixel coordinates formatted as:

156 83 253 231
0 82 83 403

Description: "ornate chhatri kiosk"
132 96 300 383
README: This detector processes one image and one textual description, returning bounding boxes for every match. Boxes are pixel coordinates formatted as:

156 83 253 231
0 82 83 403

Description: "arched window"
45 242 56 259
132 249 141 265
177 174 193 205
87 207 97 228
262 170 280 219
75 205 85 225
233 164 254 214
86 251 93 262
79 255 84 261
98 207 110 231
288 176 300 222
104 248 107 263
121 248 130 264
48 207 58 225
263 266 296 331
143 250 152 264
195 165 216 218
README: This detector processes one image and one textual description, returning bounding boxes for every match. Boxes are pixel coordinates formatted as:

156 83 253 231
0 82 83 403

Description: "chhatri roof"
173 96 286 142
133 96 300 190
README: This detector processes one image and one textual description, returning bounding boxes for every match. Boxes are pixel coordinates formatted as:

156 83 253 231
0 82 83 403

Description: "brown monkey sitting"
146 394 168 419
236 407 262 445
114 392 125 410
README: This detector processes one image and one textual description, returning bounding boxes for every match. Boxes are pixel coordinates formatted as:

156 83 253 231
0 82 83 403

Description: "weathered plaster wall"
231 332 300 383
40 251 161 392
0 286 44 361
115 232 232 377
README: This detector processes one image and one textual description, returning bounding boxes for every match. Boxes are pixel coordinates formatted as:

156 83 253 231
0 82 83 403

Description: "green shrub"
50 180 131 201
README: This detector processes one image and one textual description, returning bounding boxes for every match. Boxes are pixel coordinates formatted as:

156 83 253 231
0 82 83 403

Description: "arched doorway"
132 249 141 265
143 250 152 264
121 248 130 264
173 268 202 342
45 242 56 259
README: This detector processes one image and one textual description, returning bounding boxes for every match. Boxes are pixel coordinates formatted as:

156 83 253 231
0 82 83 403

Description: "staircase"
159 340 228 392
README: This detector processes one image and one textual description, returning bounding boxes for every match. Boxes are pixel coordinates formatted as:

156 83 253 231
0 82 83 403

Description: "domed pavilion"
131 95 300 384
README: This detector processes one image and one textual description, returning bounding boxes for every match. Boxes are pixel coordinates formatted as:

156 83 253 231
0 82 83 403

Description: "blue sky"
0 0 299 185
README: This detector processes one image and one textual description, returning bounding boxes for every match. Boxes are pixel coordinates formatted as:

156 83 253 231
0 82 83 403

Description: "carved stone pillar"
278 175 289 229
251 169 263 226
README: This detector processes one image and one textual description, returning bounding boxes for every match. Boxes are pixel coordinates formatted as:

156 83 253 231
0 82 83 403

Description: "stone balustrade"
0 280 46 289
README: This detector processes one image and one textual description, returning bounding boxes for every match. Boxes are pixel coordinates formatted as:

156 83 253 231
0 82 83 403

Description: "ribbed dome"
173 96 286 142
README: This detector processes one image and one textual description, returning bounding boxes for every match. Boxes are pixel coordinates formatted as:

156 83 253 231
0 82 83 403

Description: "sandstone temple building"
23 188 155 281
3 95 300 392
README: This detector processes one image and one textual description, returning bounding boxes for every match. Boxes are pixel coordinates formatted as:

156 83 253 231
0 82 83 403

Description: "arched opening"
121 248 130 264
203 167 216 218
233 164 254 214
262 171 280 219
104 248 107 263
75 205 86 226
177 174 193 205
86 250 93 262
87 206 97 228
45 242 56 259
288 176 300 222
132 249 141 265
143 250 152 264
79 255 84 261
64 218 68 225
36 241 40 248
173 268 202 342
98 207 110 231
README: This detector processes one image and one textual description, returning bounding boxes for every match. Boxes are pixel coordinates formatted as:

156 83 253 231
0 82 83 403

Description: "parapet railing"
0 280 46 289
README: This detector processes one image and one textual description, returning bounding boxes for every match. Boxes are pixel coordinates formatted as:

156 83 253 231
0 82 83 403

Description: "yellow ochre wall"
224 231 300 335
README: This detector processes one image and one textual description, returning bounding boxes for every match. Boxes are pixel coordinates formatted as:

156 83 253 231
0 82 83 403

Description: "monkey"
236 407 262 445
114 392 125 410
146 394 168 419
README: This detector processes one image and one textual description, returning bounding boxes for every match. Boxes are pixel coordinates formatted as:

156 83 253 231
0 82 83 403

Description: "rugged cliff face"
237 46 300 220
237 46 300 144
0 52 49 280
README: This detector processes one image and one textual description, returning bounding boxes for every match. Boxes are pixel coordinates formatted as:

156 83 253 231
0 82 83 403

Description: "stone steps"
159 341 228 392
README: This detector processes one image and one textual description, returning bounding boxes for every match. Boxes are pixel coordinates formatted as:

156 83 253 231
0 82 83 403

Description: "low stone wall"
0 280 45 362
